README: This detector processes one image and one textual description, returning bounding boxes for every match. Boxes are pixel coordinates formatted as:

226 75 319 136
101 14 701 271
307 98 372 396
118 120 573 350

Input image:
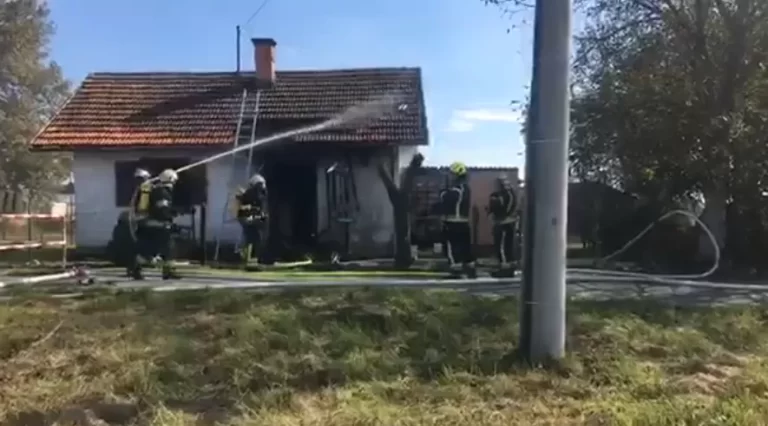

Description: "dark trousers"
493 222 517 268
443 221 475 268
132 223 173 272
241 221 265 262
113 217 136 273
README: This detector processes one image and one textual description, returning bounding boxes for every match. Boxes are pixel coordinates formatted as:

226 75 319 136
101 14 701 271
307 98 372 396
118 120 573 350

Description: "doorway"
261 156 317 260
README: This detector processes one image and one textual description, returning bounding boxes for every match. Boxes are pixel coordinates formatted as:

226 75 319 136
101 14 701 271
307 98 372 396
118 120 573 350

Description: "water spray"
126 93 407 241
176 93 405 175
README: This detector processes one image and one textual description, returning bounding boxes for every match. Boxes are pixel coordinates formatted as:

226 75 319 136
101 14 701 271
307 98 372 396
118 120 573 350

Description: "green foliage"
484 0 768 201
569 0 768 201
0 0 71 194
485 0 768 266
567 0 768 266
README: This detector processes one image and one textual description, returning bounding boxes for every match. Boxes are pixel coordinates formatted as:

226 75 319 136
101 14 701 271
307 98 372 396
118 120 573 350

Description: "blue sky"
48 0 535 169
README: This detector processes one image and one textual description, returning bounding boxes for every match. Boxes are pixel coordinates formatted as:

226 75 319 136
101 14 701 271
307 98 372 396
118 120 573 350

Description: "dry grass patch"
1 289 768 425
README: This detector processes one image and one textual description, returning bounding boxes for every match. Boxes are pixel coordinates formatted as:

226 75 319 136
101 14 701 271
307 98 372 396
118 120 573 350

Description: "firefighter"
134 168 152 189
439 161 477 278
487 175 519 277
130 169 181 280
125 168 152 277
234 173 269 266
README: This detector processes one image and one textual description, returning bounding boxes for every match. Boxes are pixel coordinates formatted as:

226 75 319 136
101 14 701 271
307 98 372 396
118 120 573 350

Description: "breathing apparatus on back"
128 168 178 241
135 168 152 214
134 168 151 182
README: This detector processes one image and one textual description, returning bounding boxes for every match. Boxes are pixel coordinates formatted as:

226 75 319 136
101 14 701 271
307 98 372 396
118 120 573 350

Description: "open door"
320 159 360 257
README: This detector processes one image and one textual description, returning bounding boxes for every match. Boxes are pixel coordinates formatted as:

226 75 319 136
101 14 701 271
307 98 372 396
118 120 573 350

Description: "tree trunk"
376 154 423 269
377 164 413 268
391 194 413 268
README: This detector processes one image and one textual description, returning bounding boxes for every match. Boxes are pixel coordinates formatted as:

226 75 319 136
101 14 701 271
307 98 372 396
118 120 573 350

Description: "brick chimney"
251 38 276 83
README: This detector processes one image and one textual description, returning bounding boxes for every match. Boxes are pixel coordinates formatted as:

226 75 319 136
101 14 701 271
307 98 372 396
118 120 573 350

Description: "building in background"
410 166 521 253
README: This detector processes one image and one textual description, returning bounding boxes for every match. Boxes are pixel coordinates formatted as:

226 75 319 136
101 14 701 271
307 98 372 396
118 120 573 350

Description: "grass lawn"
2 289 768 425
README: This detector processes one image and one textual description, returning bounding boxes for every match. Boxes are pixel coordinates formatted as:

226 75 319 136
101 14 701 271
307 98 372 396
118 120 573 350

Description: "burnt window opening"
114 158 207 209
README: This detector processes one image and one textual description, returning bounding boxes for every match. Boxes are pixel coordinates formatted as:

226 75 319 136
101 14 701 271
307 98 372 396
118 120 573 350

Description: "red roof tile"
32 68 428 148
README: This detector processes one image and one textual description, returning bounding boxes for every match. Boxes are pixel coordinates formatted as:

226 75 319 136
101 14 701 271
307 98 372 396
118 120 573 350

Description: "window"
114 158 207 208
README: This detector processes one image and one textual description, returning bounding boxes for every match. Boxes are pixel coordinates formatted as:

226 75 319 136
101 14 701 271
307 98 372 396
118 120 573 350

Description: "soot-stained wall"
317 148 389 258
315 145 419 258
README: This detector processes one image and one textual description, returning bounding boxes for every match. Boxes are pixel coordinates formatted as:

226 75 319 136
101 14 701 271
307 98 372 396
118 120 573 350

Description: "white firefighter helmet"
248 173 266 187
134 168 151 179
158 169 178 184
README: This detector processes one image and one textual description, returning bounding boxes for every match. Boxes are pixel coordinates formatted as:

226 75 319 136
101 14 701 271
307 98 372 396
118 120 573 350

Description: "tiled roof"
32 68 428 148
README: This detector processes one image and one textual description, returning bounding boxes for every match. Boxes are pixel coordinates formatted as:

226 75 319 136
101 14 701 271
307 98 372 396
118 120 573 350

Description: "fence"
0 208 74 265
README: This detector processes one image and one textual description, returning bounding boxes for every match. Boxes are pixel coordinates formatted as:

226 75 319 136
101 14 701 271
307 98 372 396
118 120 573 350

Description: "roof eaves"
415 68 429 145
30 90 78 147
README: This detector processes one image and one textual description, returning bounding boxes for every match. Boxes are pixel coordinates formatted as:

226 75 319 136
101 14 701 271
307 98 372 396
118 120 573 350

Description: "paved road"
3 269 768 306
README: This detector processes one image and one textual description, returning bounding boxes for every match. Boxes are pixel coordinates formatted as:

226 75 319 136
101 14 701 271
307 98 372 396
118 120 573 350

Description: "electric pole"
519 0 572 362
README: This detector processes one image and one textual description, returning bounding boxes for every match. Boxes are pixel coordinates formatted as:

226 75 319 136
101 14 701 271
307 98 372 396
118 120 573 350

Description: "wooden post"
200 203 207 265
26 192 33 263
62 202 69 268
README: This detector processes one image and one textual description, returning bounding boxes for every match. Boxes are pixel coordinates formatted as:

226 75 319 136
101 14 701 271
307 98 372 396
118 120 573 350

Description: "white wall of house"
206 153 252 244
396 145 419 183
314 145 421 258
73 145 422 252
72 149 225 248
316 149 392 257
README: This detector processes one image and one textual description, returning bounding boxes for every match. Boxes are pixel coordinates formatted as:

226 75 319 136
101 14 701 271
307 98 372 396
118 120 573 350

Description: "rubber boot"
463 262 478 279
491 261 515 278
161 262 181 280
447 264 463 279
241 244 253 268
130 258 145 281
491 268 515 278
244 245 264 272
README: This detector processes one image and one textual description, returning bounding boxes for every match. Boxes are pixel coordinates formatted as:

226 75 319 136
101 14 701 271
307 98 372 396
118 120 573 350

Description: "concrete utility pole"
519 0 572 362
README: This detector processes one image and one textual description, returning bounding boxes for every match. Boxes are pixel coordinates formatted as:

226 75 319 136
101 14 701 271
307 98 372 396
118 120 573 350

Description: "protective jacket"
439 179 471 222
488 188 518 224
235 185 268 223
147 183 176 224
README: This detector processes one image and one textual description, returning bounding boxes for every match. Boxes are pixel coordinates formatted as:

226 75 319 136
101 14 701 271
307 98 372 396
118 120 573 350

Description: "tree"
0 0 70 197
569 0 768 261
485 0 768 263
377 152 424 269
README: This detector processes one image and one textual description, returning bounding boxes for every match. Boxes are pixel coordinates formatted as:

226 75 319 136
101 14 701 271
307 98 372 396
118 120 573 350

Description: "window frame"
113 158 207 208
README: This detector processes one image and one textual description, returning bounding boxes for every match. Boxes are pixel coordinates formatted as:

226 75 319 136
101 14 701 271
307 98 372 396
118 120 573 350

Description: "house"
30 38 429 258
410 166 521 252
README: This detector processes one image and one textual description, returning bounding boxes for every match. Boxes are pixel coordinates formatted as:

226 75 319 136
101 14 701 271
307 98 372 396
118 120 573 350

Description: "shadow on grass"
2 288 768 424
